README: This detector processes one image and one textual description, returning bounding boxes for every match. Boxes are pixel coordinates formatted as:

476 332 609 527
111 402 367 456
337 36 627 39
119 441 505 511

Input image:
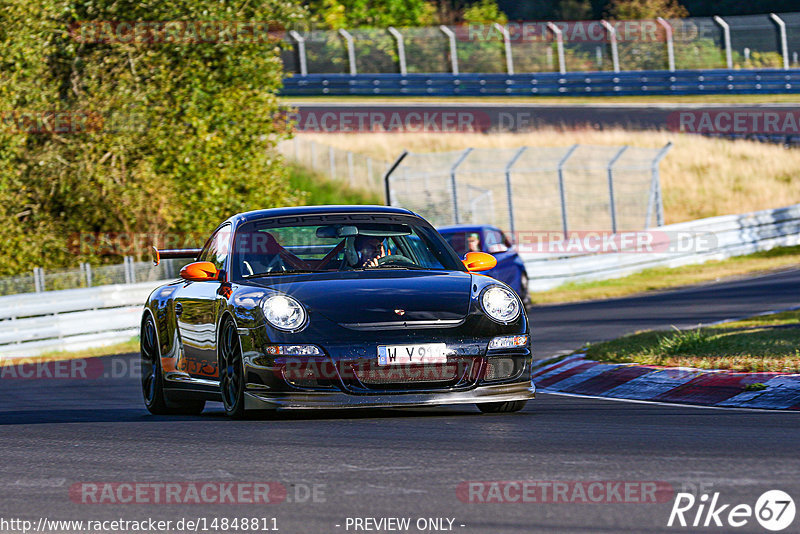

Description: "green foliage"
305 0 438 29
605 0 688 20
462 0 507 25
0 0 305 274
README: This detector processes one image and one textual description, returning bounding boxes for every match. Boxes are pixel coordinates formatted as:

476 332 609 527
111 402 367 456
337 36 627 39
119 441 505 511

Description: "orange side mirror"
180 261 219 282
463 252 497 272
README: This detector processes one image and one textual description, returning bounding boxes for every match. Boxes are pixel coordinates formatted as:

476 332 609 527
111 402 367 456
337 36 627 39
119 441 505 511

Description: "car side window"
485 230 508 254
200 225 231 271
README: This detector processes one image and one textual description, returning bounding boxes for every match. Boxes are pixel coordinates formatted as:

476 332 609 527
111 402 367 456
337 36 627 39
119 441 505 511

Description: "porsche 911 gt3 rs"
141 205 534 418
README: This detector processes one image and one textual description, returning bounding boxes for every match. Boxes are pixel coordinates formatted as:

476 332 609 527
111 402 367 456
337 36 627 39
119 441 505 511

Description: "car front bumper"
243 380 535 410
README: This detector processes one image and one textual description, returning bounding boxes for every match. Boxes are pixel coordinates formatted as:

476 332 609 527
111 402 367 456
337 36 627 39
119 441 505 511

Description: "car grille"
351 358 477 390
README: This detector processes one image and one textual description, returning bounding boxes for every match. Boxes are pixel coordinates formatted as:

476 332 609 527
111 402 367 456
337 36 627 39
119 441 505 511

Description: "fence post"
557 144 579 237
85 263 93 287
338 29 357 75
33 267 43 293
607 146 629 234
493 23 514 75
449 148 473 224
288 30 308 76
504 147 527 243
310 140 317 170
600 20 620 72
770 13 790 70
347 151 355 186
328 145 336 179
646 142 673 228
383 150 409 206
656 17 676 71
546 22 567 75
387 27 407 76
713 16 733 69
439 26 459 75
123 257 132 284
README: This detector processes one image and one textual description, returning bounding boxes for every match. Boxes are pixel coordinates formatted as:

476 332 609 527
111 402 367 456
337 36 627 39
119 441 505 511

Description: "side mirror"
180 261 220 282
463 252 497 272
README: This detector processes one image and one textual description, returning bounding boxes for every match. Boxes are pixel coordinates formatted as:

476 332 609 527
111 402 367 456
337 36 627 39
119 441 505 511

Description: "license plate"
377 343 447 366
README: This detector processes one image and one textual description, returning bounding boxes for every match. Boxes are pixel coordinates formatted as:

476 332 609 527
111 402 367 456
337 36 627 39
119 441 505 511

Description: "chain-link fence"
0 257 185 297
385 144 671 236
277 137 391 196
280 13 800 75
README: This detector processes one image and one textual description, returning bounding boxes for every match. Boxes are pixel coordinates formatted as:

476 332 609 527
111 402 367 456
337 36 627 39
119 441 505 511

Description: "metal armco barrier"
281 69 800 97
522 203 800 291
0 281 162 358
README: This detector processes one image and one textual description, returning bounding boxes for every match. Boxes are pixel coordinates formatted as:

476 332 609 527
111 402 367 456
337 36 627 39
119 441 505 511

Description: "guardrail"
0 281 162 358
522 203 800 291
281 69 800 97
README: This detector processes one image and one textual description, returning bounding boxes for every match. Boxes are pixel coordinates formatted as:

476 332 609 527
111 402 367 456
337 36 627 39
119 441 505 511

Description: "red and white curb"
533 355 800 410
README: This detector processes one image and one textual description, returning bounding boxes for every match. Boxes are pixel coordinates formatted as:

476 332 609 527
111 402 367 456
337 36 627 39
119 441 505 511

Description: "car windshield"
441 231 481 256
232 216 465 280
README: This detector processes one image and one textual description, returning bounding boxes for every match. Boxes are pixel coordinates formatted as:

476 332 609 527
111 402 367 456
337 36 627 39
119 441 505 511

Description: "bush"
0 0 305 275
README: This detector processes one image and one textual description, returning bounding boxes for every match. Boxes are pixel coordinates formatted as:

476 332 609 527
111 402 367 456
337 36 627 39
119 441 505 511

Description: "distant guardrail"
522 203 800 291
281 70 800 97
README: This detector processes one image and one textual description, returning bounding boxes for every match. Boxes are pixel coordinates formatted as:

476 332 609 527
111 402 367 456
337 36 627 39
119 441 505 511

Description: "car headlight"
261 295 307 331
481 286 521 324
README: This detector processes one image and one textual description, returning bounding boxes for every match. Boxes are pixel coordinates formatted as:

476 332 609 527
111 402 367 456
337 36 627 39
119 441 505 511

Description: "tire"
219 317 247 419
519 272 532 308
476 400 528 413
141 315 205 415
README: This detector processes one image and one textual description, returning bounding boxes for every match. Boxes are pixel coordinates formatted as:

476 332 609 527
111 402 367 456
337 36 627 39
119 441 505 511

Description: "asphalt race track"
1 268 799 533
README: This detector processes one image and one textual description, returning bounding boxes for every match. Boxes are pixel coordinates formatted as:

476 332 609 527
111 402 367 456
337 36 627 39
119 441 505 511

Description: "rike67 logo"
668 490 795 531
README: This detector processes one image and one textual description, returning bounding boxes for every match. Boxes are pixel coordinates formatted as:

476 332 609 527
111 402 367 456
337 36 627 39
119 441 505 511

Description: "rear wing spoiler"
151 246 202 266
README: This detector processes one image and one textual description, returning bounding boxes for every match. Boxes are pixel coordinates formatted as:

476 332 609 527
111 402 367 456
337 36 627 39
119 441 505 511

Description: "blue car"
438 225 530 306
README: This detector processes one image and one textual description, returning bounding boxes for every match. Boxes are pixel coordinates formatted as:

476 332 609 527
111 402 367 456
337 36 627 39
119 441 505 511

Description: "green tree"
305 0 438 29
0 0 304 274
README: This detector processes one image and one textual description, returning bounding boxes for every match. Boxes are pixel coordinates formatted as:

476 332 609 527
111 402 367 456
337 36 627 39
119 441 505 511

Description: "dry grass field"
300 130 800 224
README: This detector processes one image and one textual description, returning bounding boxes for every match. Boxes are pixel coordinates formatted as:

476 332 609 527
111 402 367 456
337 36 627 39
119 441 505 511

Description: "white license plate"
377 343 447 366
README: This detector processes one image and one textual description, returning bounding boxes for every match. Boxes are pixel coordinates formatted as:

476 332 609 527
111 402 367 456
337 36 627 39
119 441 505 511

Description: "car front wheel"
219 317 247 419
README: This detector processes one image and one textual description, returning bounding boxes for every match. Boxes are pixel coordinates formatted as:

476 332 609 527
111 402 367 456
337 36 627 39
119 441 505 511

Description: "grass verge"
1 338 139 366
530 245 800 305
582 310 800 373
290 162 382 206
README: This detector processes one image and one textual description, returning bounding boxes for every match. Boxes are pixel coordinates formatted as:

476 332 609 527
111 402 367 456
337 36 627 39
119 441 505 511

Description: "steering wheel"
376 254 415 267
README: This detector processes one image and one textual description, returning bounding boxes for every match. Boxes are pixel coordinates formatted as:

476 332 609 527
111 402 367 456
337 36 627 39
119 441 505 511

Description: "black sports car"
142 205 534 418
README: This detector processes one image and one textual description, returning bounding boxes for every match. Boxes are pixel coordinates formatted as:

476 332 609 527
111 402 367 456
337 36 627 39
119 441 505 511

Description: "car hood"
249 270 472 326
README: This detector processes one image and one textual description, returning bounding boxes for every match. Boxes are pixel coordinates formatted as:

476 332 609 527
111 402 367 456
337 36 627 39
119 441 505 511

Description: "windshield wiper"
243 270 319 279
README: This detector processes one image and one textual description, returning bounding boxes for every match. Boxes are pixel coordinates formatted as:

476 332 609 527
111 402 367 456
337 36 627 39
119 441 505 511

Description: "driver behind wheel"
355 235 388 268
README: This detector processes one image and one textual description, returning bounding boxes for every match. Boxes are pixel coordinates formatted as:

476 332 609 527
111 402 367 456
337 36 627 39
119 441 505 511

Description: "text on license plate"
377 343 447 366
